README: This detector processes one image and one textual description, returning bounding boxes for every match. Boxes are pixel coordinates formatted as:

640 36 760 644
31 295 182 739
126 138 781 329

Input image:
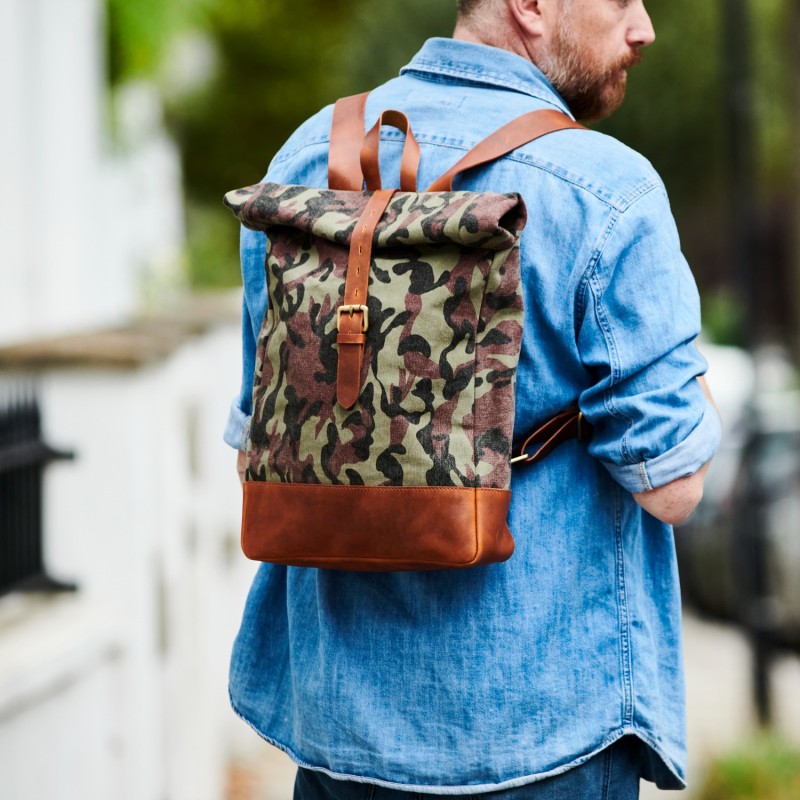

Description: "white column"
0 0 38 342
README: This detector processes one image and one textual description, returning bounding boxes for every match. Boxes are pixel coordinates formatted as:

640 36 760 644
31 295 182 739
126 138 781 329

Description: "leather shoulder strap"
426 109 585 192
328 92 369 190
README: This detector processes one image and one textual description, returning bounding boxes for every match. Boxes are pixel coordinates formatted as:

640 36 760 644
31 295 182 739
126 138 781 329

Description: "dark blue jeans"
293 737 641 800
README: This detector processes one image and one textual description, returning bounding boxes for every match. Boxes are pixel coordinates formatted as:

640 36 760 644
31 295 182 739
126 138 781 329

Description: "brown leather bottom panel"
241 483 514 571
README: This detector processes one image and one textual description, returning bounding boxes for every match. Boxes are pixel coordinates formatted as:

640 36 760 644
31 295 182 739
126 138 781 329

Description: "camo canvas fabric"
224 182 527 492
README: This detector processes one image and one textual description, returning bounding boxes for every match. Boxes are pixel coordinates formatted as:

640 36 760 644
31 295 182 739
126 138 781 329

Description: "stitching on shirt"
637 462 653 492
586 218 625 389
614 486 635 727
575 207 617 341
580 188 663 464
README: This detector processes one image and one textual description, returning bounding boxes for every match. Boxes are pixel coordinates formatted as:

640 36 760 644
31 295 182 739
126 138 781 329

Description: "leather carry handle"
361 110 420 192
511 408 592 467
426 109 585 192
329 92 369 190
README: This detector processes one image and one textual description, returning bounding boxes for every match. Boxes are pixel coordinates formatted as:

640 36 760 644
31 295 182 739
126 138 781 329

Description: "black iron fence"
0 390 76 596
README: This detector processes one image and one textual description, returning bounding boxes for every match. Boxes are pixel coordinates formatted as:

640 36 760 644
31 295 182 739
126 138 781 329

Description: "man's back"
227 38 719 793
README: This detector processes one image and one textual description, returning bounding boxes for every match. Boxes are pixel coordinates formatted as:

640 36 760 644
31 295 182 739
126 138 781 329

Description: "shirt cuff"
223 400 251 451
601 407 722 493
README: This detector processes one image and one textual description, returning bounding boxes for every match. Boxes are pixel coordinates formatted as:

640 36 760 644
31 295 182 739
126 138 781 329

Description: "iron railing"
0 390 76 596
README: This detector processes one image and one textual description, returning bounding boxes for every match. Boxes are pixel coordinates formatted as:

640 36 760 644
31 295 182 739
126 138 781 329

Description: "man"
224 1 721 797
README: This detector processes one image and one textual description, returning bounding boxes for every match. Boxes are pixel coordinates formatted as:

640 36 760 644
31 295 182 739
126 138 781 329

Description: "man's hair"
457 0 497 19
457 0 484 17
457 0 573 21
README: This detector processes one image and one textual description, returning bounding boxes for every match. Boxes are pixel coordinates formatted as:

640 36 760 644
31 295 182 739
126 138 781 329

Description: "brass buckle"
337 304 369 332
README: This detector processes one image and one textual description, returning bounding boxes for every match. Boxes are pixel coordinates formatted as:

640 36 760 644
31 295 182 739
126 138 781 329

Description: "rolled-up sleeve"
223 223 268 450
577 184 721 493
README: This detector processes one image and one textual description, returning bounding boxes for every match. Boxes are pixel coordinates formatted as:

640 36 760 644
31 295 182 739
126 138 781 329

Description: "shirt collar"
399 38 574 119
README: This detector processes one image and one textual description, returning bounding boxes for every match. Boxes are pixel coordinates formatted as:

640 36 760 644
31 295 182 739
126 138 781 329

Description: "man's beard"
538 22 642 122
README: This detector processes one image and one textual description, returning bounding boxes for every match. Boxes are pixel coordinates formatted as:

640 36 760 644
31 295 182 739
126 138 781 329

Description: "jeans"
293 737 641 800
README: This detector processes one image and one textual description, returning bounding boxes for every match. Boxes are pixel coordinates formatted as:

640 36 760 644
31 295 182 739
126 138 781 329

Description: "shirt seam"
581 186 662 464
614 484 635 727
637 462 653 492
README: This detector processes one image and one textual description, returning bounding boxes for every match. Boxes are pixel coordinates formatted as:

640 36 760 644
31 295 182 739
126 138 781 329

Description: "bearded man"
224 1 721 798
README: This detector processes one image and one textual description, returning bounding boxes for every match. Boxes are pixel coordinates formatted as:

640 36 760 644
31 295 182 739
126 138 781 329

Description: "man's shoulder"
265 104 337 182
264 94 665 215
510 125 664 213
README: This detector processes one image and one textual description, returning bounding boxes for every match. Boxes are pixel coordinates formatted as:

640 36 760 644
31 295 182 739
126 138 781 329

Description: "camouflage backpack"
224 94 588 571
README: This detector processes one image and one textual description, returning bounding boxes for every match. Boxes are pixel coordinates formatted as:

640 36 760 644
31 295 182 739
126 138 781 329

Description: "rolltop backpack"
223 93 590 571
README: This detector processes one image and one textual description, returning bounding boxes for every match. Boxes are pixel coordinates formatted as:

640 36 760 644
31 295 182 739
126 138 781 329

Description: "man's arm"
631 376 717 525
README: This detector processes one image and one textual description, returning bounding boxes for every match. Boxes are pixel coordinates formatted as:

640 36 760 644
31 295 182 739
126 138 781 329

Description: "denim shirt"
226 38 721 794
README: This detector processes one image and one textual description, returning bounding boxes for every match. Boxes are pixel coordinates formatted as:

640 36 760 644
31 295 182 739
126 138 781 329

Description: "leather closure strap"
336 188 397 408
426 109 585 192
361 110 420 192
511 407 593 466
328 92 369 190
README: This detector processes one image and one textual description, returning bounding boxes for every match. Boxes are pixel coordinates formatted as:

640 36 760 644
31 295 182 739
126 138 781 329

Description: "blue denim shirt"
226 38 721 794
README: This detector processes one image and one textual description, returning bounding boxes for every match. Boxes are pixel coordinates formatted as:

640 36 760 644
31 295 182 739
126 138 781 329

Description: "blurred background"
1 0 799 798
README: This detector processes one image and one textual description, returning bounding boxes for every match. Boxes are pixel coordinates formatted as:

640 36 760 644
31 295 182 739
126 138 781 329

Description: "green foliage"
695 736 800 800
702 286 747 347
167 0 351 206
166 0 454 206
184 202 241 289
106 0 796 301
596 0 726 204
165 0 455 287
752 0 794 189
341 0 456 91
107 0 210 84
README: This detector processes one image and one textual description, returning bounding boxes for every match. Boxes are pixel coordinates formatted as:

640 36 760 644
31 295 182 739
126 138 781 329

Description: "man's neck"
452 19 536 63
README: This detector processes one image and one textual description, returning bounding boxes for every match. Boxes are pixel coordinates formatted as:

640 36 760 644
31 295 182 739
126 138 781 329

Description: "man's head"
454 0 656 122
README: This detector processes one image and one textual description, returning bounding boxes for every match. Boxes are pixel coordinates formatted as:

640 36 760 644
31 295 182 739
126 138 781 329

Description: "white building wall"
0 0 184 346
0 0 258 796
0 320 259 800
0 0 37 339
0 597 124 800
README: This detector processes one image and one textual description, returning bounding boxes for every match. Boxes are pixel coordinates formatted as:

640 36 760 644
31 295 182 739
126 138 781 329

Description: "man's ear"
507 0 548 38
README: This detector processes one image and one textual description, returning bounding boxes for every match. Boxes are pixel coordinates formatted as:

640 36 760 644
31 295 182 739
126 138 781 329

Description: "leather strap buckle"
337 304 369 332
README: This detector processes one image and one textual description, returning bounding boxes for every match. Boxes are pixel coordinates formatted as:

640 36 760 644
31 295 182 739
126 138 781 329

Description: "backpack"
224 93 589 571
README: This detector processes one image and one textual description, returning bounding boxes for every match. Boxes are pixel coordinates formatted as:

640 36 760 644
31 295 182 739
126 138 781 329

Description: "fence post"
0 389 76 596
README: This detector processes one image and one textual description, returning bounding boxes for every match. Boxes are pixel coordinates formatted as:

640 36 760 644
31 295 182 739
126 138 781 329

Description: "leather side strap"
360 110 421 192
427 109 585 192
336 189 397 408
328 92 369 190
512 407 592 467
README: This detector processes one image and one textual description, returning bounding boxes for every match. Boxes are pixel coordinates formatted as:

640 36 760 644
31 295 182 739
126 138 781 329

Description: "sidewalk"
227 612 800 800
642 612 800 799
